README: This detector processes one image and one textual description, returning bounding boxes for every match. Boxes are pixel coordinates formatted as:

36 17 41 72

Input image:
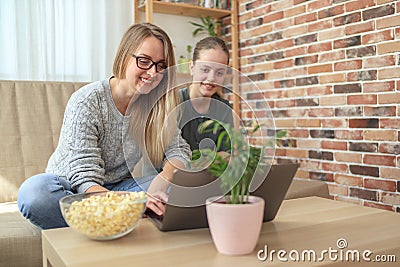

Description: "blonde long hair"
113 23 178 167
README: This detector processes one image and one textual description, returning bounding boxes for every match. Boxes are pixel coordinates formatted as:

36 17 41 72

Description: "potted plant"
191 120 278 255
189 15 221 37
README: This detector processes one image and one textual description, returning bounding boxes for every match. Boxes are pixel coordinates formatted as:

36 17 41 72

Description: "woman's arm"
159 158 186 182
86 184 108 193
60 86 107 193
145 158 186 215
145 130 191 215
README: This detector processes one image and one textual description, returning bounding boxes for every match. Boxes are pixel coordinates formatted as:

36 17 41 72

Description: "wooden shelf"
138 1 231 19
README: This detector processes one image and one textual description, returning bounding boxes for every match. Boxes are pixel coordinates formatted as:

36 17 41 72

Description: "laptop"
145 163 299 231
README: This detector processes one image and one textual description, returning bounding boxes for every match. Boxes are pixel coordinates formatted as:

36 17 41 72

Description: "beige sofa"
0 80 329 267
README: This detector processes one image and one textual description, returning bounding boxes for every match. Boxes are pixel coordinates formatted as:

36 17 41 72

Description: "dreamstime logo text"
257 238 397 263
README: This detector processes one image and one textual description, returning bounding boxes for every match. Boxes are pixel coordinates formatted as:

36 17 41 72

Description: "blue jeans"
17 174 155 229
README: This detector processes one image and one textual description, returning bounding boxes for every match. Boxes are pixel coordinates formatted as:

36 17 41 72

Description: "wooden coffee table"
42 197 400 266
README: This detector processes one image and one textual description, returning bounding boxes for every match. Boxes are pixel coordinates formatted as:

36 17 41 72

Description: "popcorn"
62 191 146 239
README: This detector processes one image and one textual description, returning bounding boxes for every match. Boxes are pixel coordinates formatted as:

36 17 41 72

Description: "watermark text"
257 238 397 263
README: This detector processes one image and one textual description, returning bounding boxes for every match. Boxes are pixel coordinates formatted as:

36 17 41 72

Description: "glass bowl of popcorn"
59 191 147 240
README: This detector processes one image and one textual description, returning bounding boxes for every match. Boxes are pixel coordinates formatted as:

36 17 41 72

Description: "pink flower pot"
206 195 265 255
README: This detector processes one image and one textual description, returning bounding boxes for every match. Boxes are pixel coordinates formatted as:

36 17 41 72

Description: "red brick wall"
229 0 400 211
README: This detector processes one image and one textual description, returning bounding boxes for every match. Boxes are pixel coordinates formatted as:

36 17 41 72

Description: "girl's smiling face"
190 48 229 98
126 36 166 95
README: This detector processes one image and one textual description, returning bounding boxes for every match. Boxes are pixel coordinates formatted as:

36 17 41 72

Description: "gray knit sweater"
46 79 191 193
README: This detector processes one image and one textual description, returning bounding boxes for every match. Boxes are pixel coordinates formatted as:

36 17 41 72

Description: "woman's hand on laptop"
146 159 186 215
146 191 168 216
146 174 169 216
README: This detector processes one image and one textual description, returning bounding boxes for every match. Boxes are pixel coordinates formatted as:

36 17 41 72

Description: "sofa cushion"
0 202 42 267
0 80 86 202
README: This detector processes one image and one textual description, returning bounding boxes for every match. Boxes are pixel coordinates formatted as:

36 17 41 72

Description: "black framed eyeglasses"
131 54 167 73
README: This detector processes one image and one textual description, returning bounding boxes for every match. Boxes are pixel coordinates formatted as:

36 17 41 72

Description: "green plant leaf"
189 16 219 37
275 130 287 138
216 131 227 151
192 28 203 37
191 120 268 204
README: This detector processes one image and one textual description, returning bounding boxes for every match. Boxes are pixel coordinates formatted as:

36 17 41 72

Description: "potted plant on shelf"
189 15 221 37
191 120 283 255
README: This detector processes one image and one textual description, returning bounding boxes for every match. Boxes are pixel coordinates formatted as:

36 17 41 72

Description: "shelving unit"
137 1 231 19
133 0 240 119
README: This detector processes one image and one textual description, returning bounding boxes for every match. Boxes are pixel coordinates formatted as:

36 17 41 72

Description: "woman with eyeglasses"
179 37 234 152
18 23 191 229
